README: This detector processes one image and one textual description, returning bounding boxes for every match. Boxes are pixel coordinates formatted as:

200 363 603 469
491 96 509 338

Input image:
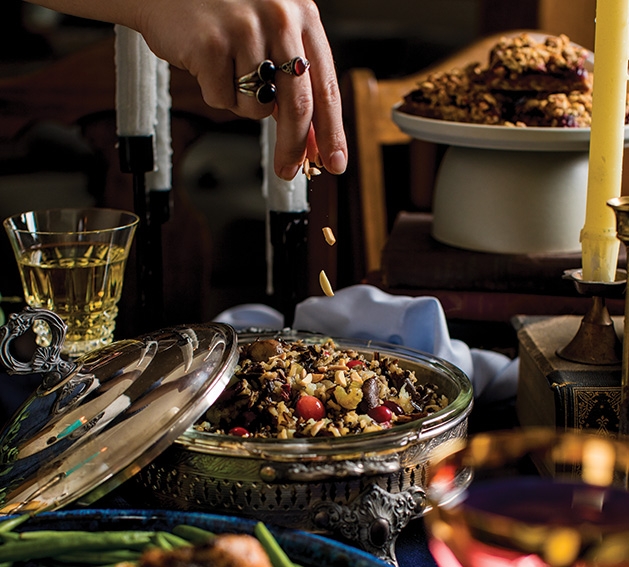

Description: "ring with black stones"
236 59 276 85
237 81 277 104
279 56 310 76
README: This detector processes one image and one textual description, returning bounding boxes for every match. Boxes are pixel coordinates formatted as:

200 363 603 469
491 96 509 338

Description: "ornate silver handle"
0 306 76 389
311 484 427 566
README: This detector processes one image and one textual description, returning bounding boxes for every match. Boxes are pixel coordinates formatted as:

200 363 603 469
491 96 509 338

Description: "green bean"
0 531 19 544
155 531 191 549
254 522 297 567
17 530 133 540
151 530 191 551
0 518 301 567
0 513 32 533
53 548 141 564
172 524 215 544
0 530 155 562
152 530 174 551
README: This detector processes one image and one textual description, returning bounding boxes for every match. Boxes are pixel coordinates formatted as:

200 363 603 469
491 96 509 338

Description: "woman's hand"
137 0 347 180
27 0 347 180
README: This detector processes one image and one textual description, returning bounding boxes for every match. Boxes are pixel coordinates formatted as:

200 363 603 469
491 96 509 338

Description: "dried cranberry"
229 426 250 437
296 395 326 421
368 405 393 423
383 400 405 415
241 411 257 427
347 360 364 369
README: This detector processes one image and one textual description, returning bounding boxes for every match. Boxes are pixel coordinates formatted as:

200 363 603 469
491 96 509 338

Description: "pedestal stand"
556 269 625 366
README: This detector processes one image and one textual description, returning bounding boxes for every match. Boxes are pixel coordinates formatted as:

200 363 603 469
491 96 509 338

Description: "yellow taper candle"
581 0 629 282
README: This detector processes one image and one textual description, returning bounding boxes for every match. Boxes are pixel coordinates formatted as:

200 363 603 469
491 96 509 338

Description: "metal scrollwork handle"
311 484 427 566
0 307 76 389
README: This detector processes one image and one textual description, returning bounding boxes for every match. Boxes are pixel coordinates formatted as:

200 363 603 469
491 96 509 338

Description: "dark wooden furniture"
0 34 288 337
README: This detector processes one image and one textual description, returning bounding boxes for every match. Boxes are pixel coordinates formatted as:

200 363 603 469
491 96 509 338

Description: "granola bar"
399 62 505 125
485 33 591 93
399 33 599 128
509 91 593 128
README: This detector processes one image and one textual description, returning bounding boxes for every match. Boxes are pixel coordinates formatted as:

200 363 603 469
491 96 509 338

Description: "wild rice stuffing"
194 337 449 439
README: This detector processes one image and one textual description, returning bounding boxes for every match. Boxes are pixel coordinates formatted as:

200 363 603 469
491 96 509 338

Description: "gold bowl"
424 428 629 567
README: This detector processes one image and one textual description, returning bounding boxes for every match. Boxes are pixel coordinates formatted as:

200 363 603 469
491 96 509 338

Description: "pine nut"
319 269 334 297
322 227 336 246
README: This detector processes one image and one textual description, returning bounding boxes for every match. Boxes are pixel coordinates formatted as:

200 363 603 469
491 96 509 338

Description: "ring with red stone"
279 56 310 76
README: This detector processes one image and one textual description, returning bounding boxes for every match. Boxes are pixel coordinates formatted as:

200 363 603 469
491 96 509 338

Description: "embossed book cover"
516 315 622 435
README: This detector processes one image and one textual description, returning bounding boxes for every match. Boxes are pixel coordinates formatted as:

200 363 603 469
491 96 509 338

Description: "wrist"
23 0 144 31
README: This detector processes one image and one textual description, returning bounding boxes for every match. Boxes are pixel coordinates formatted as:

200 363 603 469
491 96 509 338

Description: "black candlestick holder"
556 268 626 365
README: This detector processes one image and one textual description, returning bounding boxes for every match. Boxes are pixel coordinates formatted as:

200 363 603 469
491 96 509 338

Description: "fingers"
266 1 346 179
149 0 347 180
301 10 347 176
270 32 316 178
191 4 277 120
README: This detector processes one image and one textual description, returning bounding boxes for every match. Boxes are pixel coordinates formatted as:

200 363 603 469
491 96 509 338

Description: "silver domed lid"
0 307 238 514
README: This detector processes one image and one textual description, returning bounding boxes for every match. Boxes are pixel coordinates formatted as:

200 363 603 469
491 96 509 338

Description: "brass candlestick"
557 268 626 365
608 196 629 437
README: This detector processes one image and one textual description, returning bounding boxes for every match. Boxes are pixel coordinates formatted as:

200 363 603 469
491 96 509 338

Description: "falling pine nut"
322 227 336 246
319 270 335 297
308 166 322 179
302 157 322 181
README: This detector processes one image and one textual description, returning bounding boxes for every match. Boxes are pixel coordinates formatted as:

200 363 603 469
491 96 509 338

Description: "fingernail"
329 151 347 174
279 166 298 180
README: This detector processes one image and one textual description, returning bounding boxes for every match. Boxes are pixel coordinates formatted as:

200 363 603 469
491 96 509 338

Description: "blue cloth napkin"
214 284 519 404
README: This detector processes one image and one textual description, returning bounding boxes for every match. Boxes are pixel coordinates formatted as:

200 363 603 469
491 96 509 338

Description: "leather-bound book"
515 315 622 434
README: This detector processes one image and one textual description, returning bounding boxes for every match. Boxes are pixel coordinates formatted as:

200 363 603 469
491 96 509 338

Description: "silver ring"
237 81 277 104
237 59 276 85
236 59 277 104
279 56 310 76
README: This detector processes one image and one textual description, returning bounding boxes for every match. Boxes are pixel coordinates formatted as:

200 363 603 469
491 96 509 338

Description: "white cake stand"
392 106 629 254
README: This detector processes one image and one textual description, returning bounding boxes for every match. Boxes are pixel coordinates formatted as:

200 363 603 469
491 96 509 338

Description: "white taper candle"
261 117 309 295
114 25 158 138
147 58 173 192
261 117 309 213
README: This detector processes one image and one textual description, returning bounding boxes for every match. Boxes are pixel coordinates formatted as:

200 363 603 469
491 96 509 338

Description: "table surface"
397 519 438 566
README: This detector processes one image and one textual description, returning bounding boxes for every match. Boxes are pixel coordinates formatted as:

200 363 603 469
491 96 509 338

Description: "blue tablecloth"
397 519 438 566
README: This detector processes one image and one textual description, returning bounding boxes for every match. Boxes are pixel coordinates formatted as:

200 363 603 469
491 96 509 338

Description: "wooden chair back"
340 31 515 279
